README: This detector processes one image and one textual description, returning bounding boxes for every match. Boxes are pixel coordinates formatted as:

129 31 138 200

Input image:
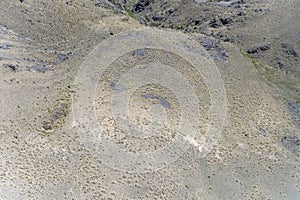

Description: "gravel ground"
0 0 299 199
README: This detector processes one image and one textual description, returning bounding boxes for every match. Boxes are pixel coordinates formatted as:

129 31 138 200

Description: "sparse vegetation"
41 88 72 134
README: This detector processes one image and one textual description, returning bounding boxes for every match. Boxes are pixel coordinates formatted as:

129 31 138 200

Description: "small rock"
138 16 148 24
259 44 270 51
120 16 129 21
151 11 164 21
209 18 220 28
258 127 267 136
184 27 193 33
198 36 228 62
0 25 14 35
26 65 48 73
276 60 284 70
133 49 145 57
288 101 300 115
247 44 270 56
0 43 12 49
55 52 69 62
237 11 246 16
281 43 299 57
288 101 300 126
281 136 300 153
247 48 258 54
220 17 232 25
131 0 151 13
3 64 19 72
141 94 171 109
42 121 52 131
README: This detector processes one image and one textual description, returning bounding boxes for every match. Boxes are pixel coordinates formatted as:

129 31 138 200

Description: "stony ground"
0 0 299 199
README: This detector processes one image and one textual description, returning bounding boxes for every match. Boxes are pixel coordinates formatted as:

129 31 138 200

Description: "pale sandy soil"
0 0 299 199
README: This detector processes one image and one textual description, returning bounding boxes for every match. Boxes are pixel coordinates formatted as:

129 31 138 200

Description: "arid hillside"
0 0 299 199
